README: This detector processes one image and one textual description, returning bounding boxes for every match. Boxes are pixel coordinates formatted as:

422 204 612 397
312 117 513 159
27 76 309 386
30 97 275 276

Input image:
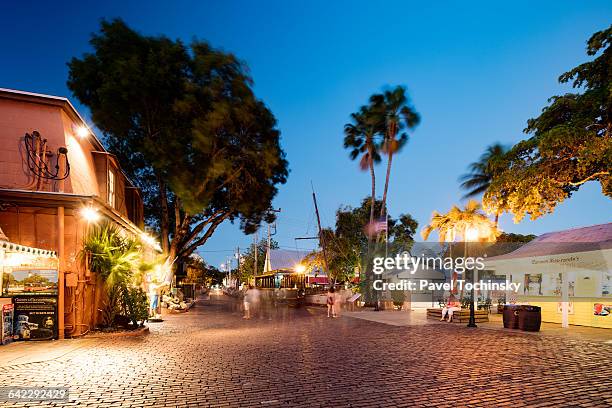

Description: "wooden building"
0 88 157 338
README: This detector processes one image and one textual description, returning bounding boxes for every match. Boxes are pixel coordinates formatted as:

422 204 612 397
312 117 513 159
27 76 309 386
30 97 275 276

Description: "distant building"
259 249 328 288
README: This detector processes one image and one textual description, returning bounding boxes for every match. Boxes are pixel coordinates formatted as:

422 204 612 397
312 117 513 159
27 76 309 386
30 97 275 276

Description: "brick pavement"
0 294 610 407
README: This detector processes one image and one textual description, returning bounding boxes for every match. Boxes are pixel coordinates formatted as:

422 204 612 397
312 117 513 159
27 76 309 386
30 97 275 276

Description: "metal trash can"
502 305 520 329
518 305 541 332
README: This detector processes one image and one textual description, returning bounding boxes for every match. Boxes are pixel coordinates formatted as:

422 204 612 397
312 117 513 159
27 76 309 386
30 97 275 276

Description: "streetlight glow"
140 232 162 251
76 125 90 138
465 226 479 242
80 206 100 223
295 263 306 273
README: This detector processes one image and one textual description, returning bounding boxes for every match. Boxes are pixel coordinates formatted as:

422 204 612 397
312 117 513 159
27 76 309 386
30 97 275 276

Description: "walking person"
243 285 254 319
334 287 346 317
327 287 337 318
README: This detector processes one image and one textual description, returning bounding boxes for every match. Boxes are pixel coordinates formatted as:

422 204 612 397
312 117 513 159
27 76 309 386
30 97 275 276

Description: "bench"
346 293 362 311
427 308 489 323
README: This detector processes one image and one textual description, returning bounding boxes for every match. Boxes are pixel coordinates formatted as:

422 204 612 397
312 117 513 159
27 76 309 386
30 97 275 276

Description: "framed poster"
542 273 562 296
524 274 543 295
2 269 58 296
12 296 57 340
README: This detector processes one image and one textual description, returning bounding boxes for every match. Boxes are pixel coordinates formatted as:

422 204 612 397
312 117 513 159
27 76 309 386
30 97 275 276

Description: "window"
108 169 115 208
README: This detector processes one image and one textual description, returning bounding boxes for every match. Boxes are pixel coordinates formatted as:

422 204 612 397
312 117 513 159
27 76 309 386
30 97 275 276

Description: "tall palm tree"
344 106 383 306
344 106 382 230
370 86 420 218
420 210 456 243
421 200 498 243
422 200 498 301
459 143 509 226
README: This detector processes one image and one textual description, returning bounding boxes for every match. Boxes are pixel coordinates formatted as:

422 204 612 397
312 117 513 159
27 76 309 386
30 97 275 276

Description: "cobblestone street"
1 295 611 407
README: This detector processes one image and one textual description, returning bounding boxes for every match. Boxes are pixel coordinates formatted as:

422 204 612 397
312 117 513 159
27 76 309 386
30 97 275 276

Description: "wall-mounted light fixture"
80 206 100 223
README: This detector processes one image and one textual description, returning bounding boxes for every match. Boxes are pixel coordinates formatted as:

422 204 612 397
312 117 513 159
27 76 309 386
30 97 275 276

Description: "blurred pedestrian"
334 288 347 317
327 287 336 318
243 285 255 319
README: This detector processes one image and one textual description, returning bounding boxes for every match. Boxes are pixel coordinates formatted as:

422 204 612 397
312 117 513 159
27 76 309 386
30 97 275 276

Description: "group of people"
241 285 348 319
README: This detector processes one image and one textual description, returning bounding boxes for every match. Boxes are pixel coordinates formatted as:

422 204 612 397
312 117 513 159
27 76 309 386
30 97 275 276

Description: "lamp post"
465 226 479 328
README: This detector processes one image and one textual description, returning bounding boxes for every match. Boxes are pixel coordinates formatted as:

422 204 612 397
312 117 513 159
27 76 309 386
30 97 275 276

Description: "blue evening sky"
1 1 611 268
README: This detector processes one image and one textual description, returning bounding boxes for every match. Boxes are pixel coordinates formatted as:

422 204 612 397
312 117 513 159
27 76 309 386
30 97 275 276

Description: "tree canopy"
68 19 288 264
484 25 612 222
318 197 418 287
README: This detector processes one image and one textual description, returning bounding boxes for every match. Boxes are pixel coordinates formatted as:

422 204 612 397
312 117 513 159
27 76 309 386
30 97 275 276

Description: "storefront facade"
485 223 612 329
0 88 155 339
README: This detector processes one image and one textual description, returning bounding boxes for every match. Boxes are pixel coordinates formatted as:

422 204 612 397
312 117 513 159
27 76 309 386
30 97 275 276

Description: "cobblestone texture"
0 295 610 407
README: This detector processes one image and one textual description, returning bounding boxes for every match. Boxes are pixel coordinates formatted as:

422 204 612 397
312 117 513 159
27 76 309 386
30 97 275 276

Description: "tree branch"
568 171 609 186
178 212 230 259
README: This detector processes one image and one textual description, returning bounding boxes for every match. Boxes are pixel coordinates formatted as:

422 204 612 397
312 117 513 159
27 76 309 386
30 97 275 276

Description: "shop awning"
0 226 57 263
0 240 57 258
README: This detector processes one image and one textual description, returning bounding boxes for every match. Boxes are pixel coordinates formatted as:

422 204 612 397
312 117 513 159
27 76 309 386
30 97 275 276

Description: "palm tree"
344 106 382 231
420 210 456 243
81 221 142 326
370 86 420 218
459 143 509 226
421 200 498 243
422 200 498 307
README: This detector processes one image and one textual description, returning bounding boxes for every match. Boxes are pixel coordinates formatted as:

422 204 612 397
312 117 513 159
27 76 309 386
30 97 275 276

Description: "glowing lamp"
295 264 306 273
465 226 479 242
80 206 100 223
76 125 90 138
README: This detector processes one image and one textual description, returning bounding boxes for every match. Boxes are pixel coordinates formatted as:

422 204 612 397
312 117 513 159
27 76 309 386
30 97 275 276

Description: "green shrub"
81 221 143 328
121 286 149 327
391 290 406 307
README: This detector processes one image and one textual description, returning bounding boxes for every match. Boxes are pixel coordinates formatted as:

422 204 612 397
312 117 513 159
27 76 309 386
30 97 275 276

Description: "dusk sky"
2 1 611 268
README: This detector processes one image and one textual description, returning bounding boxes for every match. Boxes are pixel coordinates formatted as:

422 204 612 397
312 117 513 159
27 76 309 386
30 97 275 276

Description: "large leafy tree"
185 256 226 286
334 197 418 302
484 26 612 222
68 19 288 265
459 143 509 225
303 228 360 284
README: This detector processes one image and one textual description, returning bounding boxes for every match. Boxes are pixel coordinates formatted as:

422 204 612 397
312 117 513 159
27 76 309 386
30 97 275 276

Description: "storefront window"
108 169 116 208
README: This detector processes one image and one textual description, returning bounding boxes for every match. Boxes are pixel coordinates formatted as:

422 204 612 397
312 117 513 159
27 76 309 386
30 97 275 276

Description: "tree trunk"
369 151 376 229
380 150 393 219
168 197 183 263
157 174 170 254
364 147 377 305
494 211 499 228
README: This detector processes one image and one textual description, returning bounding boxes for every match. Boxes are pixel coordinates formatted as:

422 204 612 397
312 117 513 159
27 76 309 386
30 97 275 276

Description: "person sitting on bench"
441 295 461 322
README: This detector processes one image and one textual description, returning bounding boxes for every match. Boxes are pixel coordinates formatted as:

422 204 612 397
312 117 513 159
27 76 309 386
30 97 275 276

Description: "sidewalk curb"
85 326 150 339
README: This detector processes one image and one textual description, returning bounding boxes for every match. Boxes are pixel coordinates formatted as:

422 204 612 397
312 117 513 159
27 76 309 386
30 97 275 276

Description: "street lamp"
80 206 100 223
75 125 90 139
465 225 479 328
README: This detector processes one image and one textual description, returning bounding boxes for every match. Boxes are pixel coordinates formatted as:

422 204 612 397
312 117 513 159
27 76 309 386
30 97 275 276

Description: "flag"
364 218 387 237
